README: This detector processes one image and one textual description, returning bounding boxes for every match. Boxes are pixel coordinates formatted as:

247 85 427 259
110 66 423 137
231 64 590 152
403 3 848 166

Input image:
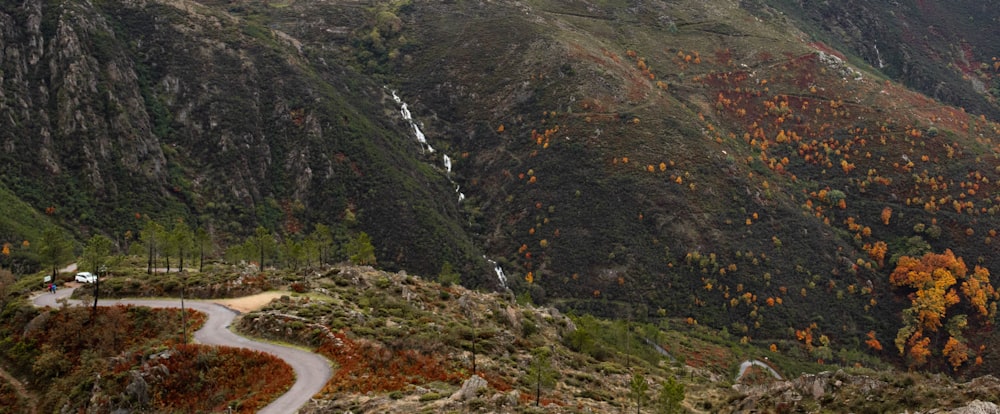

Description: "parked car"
75 272 97 283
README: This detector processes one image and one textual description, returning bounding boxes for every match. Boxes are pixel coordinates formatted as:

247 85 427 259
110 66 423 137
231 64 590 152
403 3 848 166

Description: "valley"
1 0 1000 411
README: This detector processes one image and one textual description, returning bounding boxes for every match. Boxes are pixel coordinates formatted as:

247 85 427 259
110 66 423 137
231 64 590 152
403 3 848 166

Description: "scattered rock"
950 400 1000 414
450 375 487 401
792 372 820 399
124 370 149 406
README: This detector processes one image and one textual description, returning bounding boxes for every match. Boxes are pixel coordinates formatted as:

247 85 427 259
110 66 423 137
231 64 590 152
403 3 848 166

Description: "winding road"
735 359 783 382
32 287 332 414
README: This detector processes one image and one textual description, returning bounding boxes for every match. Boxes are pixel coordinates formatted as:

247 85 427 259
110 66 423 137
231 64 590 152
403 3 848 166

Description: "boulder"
950 400 1000 414
450 375 488 401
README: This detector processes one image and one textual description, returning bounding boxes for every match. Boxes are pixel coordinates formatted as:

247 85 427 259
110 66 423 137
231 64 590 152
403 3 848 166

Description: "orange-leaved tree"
889 249 999 370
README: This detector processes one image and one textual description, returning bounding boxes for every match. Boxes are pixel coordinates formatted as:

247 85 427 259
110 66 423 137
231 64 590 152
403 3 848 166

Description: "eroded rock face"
0 0 167 189
1 0 485 279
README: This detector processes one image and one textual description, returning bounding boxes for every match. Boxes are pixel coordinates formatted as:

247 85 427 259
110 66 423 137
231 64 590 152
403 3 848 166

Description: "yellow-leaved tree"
890 249 998 370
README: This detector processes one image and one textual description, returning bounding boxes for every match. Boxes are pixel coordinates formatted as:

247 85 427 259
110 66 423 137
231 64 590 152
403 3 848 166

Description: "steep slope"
760 0 1000 121
318 0 1000 372
0 0 486 277
3 0 1000 375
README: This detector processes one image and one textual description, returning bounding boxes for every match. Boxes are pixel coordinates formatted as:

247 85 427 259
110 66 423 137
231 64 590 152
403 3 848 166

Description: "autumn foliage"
317 330 462 394
889 250 999 369
0 304 298 413
130 344 294 413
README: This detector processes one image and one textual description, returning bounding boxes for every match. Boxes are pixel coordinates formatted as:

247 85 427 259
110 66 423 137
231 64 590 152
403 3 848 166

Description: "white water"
392 90 435 154
390 89 469 202
393 90 505 286
486 258 508 288
873 42 885 69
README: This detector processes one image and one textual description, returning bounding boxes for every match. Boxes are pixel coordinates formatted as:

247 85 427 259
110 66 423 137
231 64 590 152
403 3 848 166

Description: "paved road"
32 288 332 414
735 359 783 382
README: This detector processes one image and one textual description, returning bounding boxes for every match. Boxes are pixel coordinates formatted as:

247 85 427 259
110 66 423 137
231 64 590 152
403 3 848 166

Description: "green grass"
0 184 56 245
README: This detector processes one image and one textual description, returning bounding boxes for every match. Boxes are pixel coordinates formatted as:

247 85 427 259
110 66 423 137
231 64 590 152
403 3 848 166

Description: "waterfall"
486 258 508 288
391 90 435 153
873 42 885 69
390 89 466 202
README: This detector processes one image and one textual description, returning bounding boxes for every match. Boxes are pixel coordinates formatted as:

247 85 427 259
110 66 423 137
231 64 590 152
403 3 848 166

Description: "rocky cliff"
0 0 486 278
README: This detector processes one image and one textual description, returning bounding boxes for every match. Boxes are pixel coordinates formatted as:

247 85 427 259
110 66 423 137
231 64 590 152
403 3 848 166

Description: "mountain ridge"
2 0 1000 378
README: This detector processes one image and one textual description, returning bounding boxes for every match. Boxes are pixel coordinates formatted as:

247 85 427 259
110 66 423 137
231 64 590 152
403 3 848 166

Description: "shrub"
290 282 308 293
419 392 443 402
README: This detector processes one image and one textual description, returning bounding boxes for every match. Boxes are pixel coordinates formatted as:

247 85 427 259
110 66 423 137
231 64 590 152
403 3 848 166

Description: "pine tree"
657 376 685 414
249 226 277 270
194 226 211 272
631 373 649 413
526 346 557 406
38 227 72 283
81 234 115 316
171 221 193 272
346 232 376 265
438 261 460 286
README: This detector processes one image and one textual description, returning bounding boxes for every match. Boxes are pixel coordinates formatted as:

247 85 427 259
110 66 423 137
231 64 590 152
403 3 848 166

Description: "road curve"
32 288 332 414
735 359 783 382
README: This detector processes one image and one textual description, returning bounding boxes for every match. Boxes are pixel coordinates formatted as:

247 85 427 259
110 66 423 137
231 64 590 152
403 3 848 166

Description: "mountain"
0 0 485 278
2 0 1000 375
759 0 1000 120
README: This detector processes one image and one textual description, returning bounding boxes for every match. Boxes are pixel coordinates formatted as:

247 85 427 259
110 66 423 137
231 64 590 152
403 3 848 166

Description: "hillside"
761 0 1000 121
354 0 1000 373
0 0 485 278
2 0 1000 384
7 263 1000 412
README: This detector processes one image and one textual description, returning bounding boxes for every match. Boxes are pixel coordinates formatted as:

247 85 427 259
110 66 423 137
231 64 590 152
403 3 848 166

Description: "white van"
75 272 97 283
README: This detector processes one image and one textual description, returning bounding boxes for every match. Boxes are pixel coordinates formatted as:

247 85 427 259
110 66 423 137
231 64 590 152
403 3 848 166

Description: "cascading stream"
390 89 465 203
392 89 510 287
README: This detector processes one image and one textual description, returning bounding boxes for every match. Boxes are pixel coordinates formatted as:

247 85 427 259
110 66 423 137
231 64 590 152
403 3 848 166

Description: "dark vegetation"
0 0 487 282
759 0 1000 121
0 380 29 414
2 0 1000 393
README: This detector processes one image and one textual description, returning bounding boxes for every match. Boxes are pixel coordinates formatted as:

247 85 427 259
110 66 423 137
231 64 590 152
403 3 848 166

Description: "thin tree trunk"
535 359 541 406
92 275 100 318
181 274 187 344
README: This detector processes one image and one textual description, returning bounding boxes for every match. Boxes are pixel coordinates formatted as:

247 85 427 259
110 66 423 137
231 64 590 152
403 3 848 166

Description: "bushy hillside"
0 294 293 413
2 0 1000 378
350 0 1000 373
0 0 486 278
760 0 1000 121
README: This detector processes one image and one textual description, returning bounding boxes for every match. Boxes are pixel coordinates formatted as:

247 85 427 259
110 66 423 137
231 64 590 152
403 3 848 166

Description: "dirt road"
32 288 331 414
